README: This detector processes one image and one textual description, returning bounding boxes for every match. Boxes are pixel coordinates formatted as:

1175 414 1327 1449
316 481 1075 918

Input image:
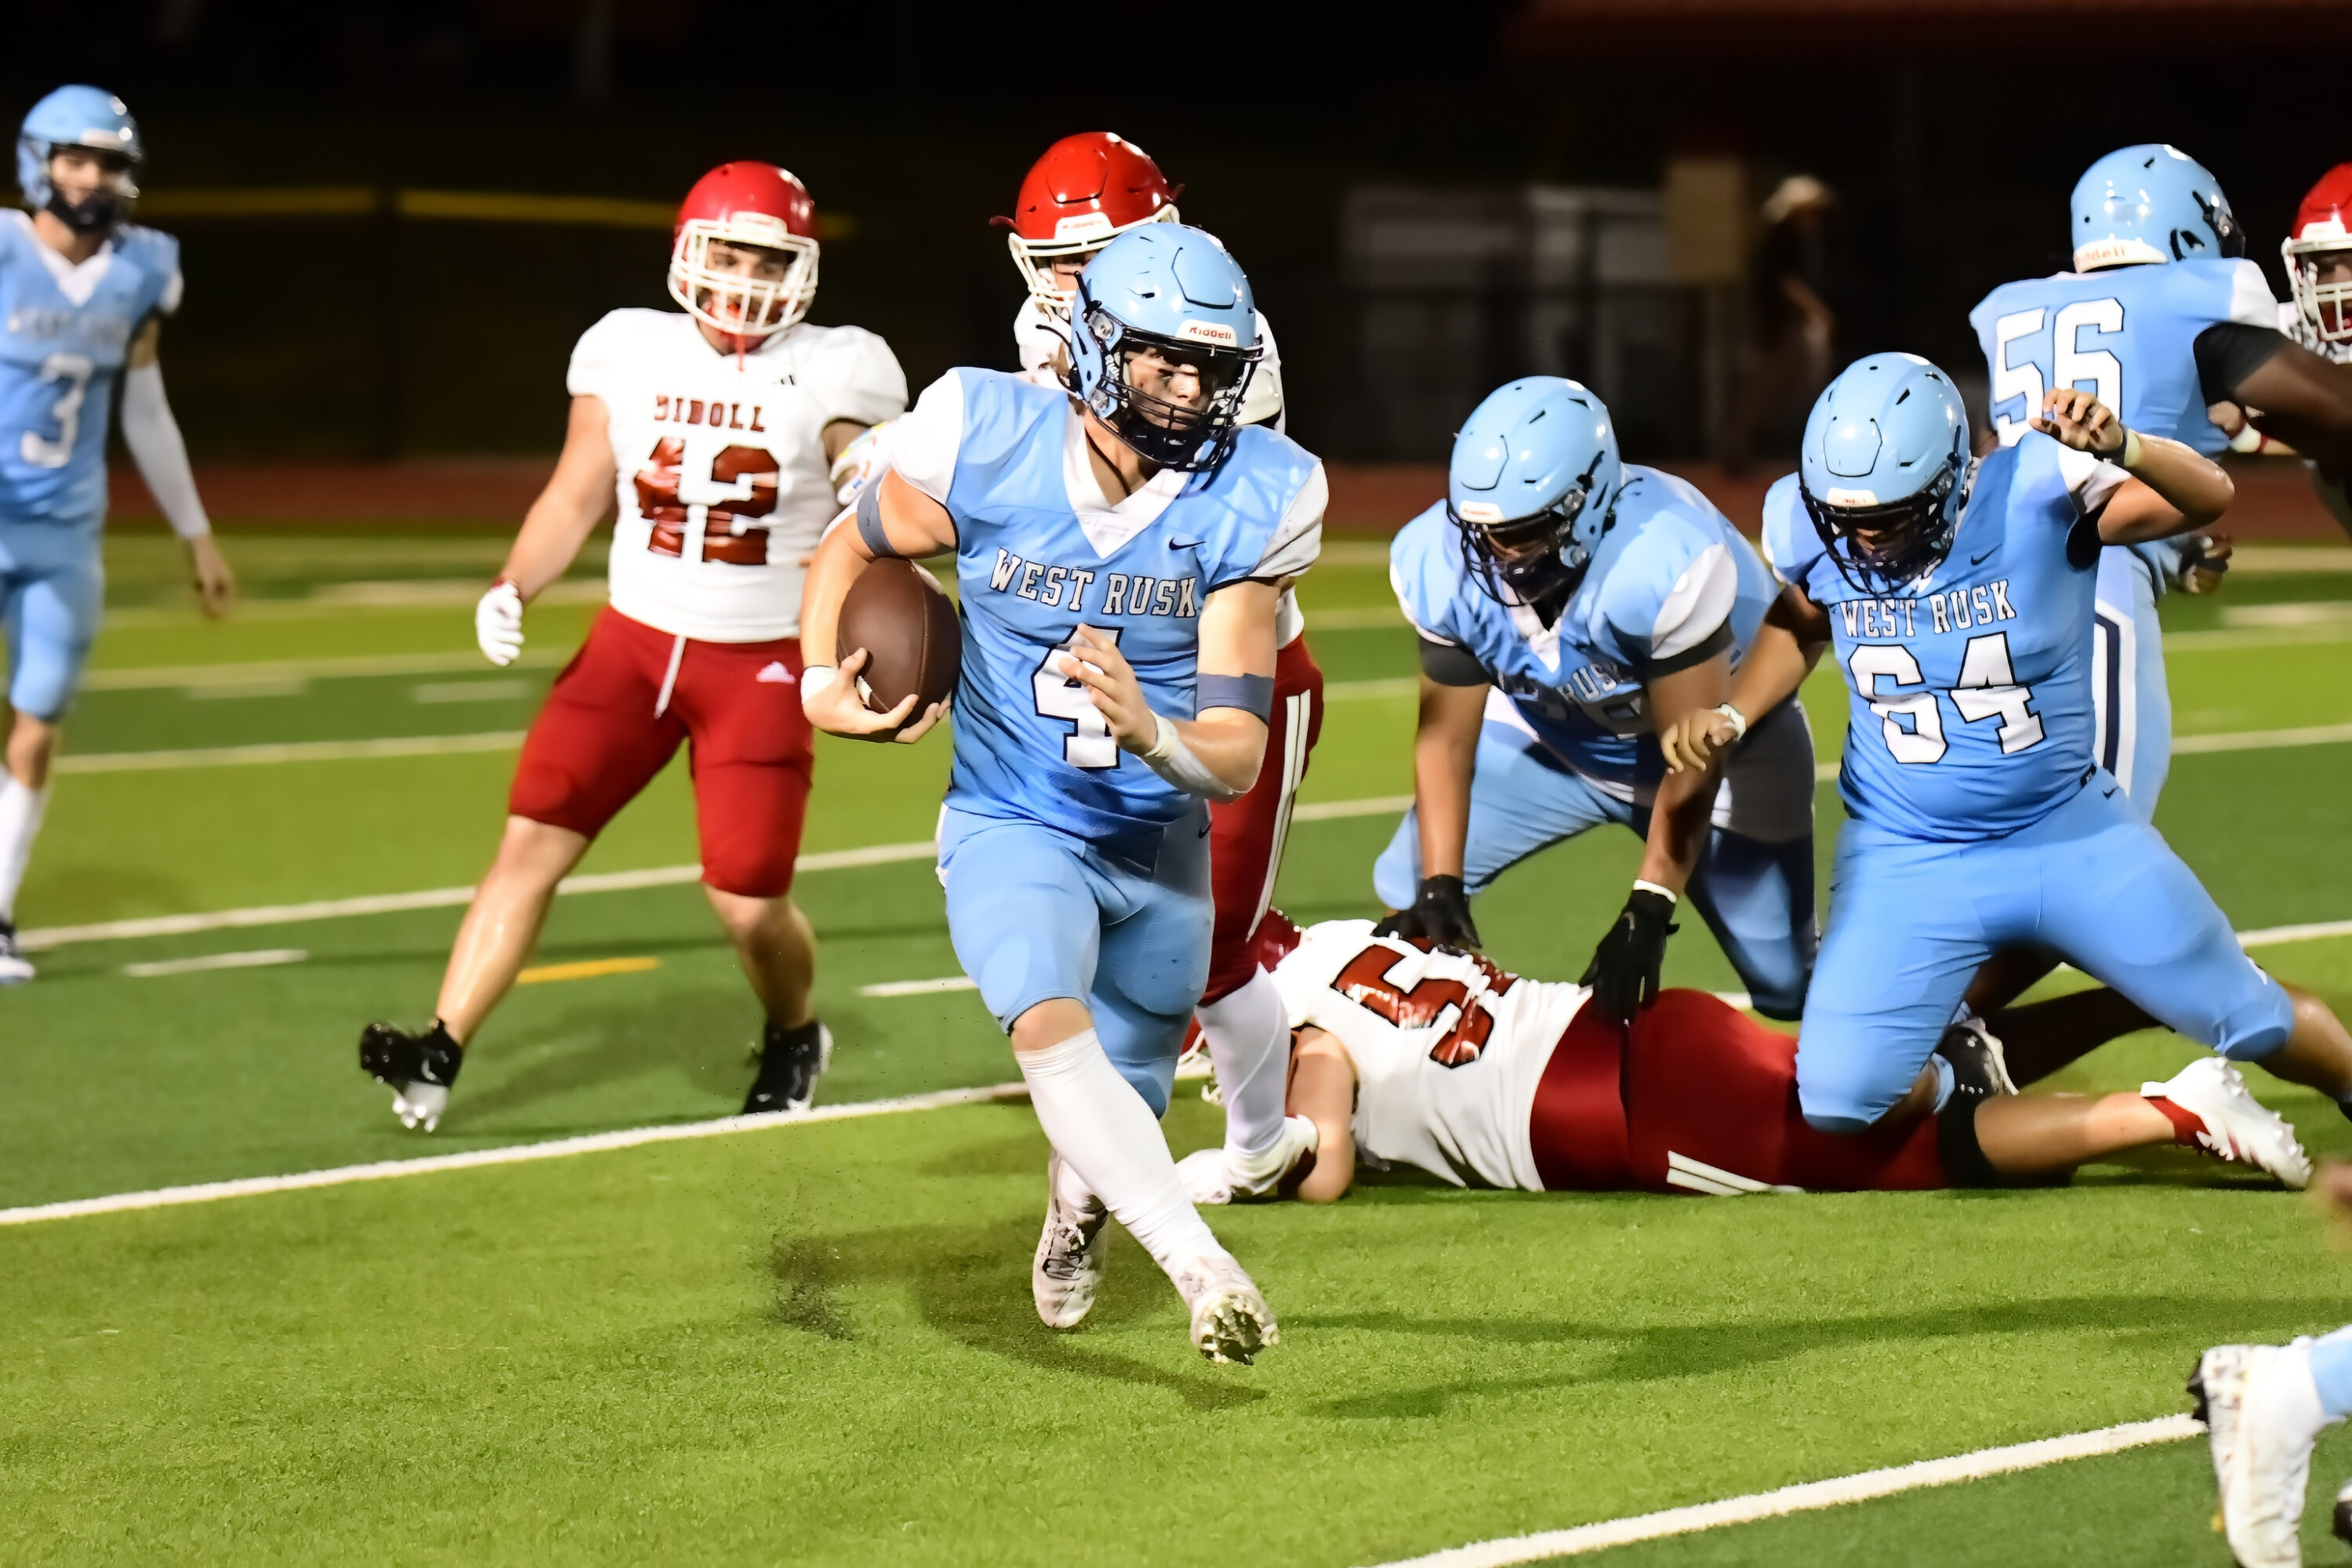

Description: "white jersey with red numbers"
1011 296 1303 644
569 308 906 641
1270 920 1589 1191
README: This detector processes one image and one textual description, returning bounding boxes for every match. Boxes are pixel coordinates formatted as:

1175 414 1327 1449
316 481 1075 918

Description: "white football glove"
475 579 524 666
829 421 895 507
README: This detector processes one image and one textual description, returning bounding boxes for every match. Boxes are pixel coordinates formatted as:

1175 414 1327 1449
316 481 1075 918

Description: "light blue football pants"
0 517 103 721
1373 699 1819 1020
938 800 1212 1117
1798 771 2293 1133
2092 546 2172 822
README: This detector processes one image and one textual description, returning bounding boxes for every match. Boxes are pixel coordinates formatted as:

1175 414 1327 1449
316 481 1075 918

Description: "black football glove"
1373 873 1482 949
1581 887 1680 1023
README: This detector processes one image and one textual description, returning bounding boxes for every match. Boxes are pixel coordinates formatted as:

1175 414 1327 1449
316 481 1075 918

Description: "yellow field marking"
515 956 661 986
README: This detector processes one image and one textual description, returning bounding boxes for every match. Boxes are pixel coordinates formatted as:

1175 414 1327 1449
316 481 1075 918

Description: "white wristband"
1712 702 1748 742
801 665 841 697
1139 712 1243 801
1632 880 1679 906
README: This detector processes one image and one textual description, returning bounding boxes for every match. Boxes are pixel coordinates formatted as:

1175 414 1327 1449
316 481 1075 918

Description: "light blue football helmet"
1070 223 1261 471
1798 354 1972 593
1448 376 1623 608
17 85 143 232
2071 144 2241 270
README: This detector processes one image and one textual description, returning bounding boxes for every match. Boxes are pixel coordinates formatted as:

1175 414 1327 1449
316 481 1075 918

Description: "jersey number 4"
1849 631 2045 764
1033 629 1122 768
1332 944 1515 1068
636 438 781 539
1991 300 2124 442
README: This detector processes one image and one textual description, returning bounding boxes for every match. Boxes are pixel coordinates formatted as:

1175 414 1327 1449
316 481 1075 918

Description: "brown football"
835 558 960 740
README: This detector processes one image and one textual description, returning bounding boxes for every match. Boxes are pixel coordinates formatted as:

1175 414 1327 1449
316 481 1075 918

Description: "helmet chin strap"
45 189 122 235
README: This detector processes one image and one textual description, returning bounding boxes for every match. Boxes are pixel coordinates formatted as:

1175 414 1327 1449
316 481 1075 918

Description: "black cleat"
359 1020 463 1131
0 918 32 985
2336 1478 2352 1547
742 1018 832 1115
1936 1015 2019 1101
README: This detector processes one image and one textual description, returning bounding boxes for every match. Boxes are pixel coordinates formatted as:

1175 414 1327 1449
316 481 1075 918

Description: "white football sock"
1016 1029 1225 1272
1197 968 1292 1160
0 776 48 924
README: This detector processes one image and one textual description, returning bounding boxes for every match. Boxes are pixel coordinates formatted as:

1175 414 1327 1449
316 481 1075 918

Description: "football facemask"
1081 311 1260 472
1802 459 1963 596
1454 449 1611 614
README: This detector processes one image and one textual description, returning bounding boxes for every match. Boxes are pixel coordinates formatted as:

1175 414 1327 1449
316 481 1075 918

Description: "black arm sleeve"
1417 636 1490 688
1641 622 1734 678
2194 321 2290 405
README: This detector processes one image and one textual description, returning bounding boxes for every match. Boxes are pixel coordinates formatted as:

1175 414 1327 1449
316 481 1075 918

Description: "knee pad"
2216 980 2297 1063
1802 1109 1875 1137
1371 815 1420 911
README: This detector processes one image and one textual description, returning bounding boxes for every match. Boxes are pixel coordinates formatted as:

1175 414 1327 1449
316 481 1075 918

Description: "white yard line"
123 949 307 978
56 731 528 774
0 1083 1032 1229
82 647 563 692
1362 1414 2200 1566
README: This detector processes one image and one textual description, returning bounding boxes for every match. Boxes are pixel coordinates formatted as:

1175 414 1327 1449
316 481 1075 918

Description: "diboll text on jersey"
984 547 1200 619
648 393 771 434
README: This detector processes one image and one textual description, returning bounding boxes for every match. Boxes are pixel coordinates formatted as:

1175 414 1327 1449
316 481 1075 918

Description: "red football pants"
1531 989 1944 1194
508 607 815 898
1202 635 1325 1004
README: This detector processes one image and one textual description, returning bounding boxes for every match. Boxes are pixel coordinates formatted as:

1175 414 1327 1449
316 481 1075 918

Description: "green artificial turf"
5 536 2352 1563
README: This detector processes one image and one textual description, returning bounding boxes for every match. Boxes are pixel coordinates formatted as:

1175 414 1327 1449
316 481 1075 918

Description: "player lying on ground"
1375 376 1817 1026
1178 916 2310 1205
799 224 1323 1364
997 132 1323 1201
1664 361 2352 1145
0 85 235 984
2194 1160 2352 1568
358 162 905 1130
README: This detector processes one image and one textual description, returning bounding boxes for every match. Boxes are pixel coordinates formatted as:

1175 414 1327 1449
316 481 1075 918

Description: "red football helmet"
667 162 822 342
2285 164 2352 343
995 132 1181 318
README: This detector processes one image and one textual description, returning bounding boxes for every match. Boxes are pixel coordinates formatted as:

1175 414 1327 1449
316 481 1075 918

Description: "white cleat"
1178 1116 1322 1206
0 920 33 985
1171 1250 1277 1366
2147 1058 2313 1189
391 1081 448 1133
1032 1152 1109 1330
2196 1341 2324 1568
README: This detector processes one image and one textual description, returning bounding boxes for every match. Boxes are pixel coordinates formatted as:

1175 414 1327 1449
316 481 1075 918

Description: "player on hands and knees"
1193 915 2310 1207
800 224 1322 1363
358 162 905 1130
0 85 234 984
990 132 1320 1205
1663 356 2352 1156
1371 377 1817 1026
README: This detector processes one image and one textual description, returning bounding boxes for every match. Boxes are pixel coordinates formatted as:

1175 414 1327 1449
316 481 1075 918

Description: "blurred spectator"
1726 174 1835 473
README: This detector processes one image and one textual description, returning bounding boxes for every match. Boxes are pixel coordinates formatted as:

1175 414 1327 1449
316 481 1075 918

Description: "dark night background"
9 0 2349 466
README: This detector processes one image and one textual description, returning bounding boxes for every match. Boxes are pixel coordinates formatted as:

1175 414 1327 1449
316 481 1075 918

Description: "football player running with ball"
993 132 1321 1203
1374 376 1817 1026
800 225 1323 1364
358 163 905 1131
1664 356 2352 1170
0 86 236 982
1194 916 2309 1205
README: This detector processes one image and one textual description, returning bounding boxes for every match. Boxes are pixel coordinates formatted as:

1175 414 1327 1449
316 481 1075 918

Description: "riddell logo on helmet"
1457 502 1506 524
1053 212 1114 242
1176 320 1238 346
2073 236 2168 270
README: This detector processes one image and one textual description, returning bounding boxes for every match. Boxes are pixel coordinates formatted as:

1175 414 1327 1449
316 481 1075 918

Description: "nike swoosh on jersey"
1970 548 1997 565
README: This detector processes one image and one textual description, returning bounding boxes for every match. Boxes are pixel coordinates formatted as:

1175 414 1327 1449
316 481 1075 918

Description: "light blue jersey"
895 368 1322 842
1763 434 2125 842
0 212 180 526
1390 465 1777 796
888 367 1324 1109
1970 256 2276 456
1378 465 1817 1018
